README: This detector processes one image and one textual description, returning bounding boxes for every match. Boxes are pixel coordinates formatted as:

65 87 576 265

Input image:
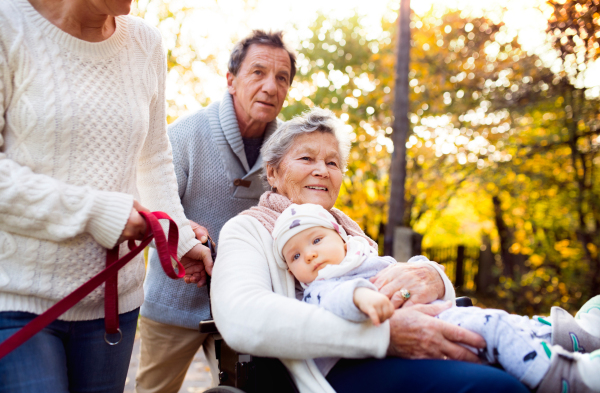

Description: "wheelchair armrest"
199 319 219 334
455 296 473 307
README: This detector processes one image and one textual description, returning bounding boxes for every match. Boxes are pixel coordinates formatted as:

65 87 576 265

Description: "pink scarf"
240 191 378 249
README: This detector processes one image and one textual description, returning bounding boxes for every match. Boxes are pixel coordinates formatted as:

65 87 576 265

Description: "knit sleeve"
212 215 390 360
135 28 198 259
304 278 377 322
0 44 133 249
167 120 190 200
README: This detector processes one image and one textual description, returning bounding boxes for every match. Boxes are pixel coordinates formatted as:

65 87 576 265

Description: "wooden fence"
422 246 480 292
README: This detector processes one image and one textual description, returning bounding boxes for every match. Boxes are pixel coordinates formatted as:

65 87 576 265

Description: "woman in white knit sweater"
0 0 212 392
211 108 530 393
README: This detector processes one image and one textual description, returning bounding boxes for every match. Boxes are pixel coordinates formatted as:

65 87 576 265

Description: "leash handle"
0 211 182 360
103 211 184 337
144 211 185 280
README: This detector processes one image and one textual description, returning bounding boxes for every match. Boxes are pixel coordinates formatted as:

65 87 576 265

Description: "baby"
272 203 600 393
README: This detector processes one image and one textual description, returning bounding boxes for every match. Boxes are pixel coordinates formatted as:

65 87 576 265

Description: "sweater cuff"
177 223 201 260
427 261 456 302
86 191 134 249
373 320 391 358
407 256 456 302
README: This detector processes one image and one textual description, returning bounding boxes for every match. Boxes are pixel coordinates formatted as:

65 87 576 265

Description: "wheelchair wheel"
204 387 246 393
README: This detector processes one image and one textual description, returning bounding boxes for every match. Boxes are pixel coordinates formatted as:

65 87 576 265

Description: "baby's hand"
353 287 395 326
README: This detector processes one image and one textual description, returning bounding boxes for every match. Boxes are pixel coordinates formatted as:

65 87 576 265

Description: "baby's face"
282 226 347 284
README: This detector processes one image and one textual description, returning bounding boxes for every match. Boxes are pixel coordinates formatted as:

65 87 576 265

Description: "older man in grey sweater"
136 30 296 393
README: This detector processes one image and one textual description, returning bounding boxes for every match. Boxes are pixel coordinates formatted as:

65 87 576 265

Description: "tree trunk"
476 235 496 294
492 195 514 277
455 245 465 288
566 85 600 294
384 0 411 256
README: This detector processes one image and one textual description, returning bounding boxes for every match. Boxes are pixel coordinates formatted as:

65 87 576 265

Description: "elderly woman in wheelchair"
208 108 530 393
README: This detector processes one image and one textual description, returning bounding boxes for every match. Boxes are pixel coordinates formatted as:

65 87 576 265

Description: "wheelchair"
200 237 474 392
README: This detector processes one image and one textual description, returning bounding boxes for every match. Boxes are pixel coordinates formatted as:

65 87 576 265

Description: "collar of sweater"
14 0 130 59
215 91 279 173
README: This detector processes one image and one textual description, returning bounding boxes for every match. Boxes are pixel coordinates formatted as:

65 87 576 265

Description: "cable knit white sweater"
0 0 198 321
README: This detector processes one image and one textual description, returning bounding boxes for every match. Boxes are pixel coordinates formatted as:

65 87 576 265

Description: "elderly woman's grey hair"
261 107 352 177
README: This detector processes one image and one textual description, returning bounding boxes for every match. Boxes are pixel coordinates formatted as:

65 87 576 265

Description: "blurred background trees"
282 0 600 314
136 0 600 315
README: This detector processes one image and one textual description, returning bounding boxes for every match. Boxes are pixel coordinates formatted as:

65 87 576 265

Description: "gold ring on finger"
400 288 411 300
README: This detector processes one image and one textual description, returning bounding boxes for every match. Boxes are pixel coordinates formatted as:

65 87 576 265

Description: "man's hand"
181 219 213 287
117 200 150 244
189 220 209 245
181 243 213 287
387 301 486 362
370 262 446 308
353 287 395 326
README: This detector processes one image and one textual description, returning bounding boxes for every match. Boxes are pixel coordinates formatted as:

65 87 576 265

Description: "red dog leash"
0 211 184 359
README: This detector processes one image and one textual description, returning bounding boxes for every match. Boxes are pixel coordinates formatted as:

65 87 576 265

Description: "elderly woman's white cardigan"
212 214 456 392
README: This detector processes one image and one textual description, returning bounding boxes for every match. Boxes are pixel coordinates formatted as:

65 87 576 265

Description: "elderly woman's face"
267 132 343 210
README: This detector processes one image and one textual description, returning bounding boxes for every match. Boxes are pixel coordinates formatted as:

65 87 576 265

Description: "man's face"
227 45 292 129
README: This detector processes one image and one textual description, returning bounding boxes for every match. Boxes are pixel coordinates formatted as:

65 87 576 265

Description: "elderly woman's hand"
387 301 486 362
370 261 445 308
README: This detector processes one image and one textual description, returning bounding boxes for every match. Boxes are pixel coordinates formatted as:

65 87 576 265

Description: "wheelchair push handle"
199 235 217 328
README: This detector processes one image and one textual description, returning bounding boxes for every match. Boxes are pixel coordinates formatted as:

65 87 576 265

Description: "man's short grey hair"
261 108 352 175
228 30 297 82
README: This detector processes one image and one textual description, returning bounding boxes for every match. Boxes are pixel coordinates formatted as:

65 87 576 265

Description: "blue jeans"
0 308 139 393
327 357 531 393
